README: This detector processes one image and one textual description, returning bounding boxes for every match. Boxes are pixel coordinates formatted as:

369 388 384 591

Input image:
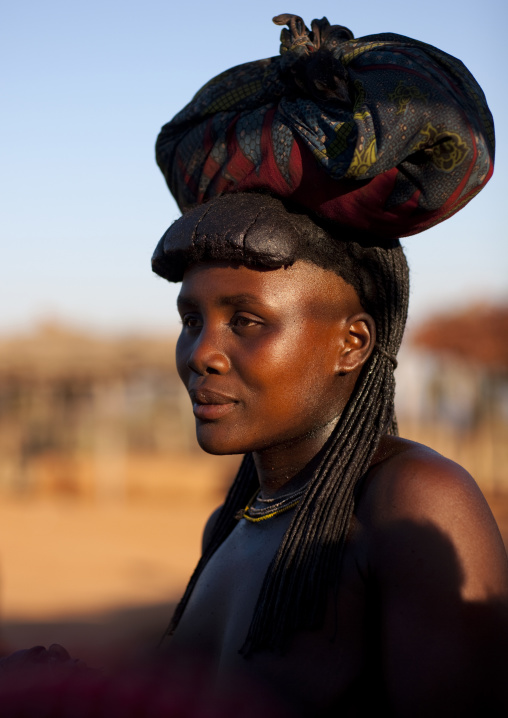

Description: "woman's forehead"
178 260 363 315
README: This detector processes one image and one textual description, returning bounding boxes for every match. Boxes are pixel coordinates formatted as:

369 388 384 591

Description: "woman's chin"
195 427 246 456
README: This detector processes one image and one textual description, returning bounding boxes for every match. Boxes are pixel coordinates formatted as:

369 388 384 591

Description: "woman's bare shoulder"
358 435 508 600
362 435 492 520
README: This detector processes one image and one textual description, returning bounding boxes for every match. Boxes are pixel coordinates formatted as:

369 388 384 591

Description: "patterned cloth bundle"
156 14 494 239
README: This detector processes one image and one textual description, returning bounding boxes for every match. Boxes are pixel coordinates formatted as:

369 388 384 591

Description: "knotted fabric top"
156 14 494 239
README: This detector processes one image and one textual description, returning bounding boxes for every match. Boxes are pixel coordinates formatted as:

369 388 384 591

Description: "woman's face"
176 260 372 458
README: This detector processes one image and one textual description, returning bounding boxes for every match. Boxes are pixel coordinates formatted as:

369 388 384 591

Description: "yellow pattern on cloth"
346 137 378 177
411 122 469 172
388 80 429 115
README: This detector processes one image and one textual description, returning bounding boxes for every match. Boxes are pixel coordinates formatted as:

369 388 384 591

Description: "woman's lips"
192 402 236 420
190 388 237 421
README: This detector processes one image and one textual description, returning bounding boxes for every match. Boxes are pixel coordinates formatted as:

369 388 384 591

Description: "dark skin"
176 260 373 490
170 260 508 717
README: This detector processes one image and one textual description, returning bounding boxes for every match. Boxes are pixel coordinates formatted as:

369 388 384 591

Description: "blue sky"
1 0 507 335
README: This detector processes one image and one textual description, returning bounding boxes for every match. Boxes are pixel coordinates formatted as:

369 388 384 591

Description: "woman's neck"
252 417 340 498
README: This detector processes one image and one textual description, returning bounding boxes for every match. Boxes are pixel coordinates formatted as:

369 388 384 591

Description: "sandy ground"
1 462 507 668
0 453 243 666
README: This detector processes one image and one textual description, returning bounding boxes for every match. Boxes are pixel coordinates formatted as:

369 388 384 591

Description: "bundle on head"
153 191 409 653
156 14 494 239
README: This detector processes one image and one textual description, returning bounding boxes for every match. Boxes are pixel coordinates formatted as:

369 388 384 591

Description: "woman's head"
175 258 375 458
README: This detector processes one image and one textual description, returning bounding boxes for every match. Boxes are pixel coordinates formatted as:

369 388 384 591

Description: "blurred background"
1 0 507 667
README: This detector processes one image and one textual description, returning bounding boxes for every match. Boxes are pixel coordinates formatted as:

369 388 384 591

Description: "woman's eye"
231 314 261 329
181 315 202 328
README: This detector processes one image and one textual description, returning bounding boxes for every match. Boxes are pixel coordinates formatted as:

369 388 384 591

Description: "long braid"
161 237 409 653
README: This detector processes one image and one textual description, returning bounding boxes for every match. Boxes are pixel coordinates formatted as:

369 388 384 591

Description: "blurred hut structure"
0 323 227 501
396 304 508 494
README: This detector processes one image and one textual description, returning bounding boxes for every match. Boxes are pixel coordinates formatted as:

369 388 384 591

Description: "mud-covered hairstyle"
153 191 409 654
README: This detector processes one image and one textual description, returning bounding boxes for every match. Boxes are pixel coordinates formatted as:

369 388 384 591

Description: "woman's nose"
186 329 230 376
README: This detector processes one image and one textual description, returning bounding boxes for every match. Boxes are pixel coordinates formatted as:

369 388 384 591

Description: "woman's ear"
335 312 376 375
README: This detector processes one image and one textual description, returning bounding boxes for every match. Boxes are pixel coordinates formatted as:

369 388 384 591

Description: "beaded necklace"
235 485 307 523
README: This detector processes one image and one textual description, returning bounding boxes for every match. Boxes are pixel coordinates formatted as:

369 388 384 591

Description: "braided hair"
153 192 410 654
